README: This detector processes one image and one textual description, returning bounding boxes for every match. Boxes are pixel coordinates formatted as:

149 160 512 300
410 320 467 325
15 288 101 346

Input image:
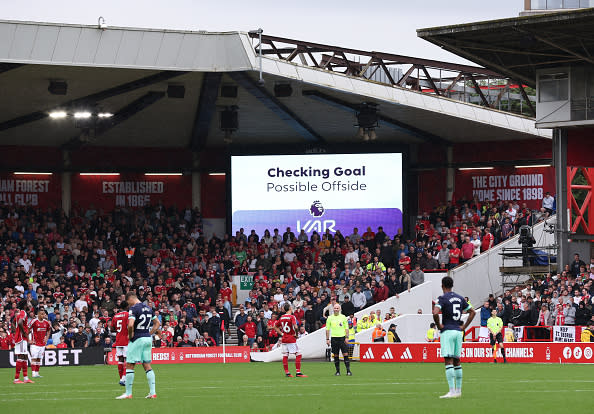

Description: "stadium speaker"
48 81 67 95
274 83 293 97
221 85 238 98
356 102 378 128
220 107 239 131
167 84 185 99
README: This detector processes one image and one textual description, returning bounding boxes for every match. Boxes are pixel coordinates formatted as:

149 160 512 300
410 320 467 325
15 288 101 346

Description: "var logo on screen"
299 201 335 234
309 200 325 217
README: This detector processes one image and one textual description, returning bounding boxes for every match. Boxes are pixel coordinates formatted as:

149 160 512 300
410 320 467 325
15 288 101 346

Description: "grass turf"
1 361 591 413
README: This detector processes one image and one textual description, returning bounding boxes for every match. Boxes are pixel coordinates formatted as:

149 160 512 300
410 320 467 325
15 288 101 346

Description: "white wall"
250 281 434 362
424 272 448 300
449 216 556 308
355 313 480 343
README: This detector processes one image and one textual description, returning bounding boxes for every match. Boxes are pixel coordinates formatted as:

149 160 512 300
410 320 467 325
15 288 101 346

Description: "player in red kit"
274 303 306 378
28 308 51 378
13 301 33 383
111 302 129 386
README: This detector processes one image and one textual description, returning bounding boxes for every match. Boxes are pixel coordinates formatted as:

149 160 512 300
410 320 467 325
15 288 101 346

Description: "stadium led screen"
231 153 403 237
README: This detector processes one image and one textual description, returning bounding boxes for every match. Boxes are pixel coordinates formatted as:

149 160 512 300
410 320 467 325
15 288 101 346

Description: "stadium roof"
417 8 594 89
0 20 551 150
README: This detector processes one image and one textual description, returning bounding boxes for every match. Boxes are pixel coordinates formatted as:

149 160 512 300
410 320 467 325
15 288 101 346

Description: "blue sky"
0 0 523 63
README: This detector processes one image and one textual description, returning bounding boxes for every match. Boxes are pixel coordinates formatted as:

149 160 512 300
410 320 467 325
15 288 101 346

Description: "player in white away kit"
29 308 51 378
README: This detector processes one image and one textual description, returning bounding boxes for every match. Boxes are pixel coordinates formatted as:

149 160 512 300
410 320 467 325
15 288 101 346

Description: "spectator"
554 304 565 326
371 323 386 342
341 296 355 317
410 264 424 287
184 322 200 342
542 192 555 214
177 334 194 347
239 315 257 348
570 254 586 278
387 324 401 342
480 302 491 327
351 286 366 312
461 237 474 263
481 228 494 252
437 243 450 269
575 302 591 326
373 281 389 303
399 270 412 293
564 302 576 326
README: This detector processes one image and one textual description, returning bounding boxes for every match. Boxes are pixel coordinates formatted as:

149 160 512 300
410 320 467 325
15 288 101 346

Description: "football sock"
445 365 455 391
22 361 28 380
125 369 135 396
502 347 507 362
295 354 302 372
15 360 22 379
334 355 340 372
146 369 156 395
344 355 351 372
118 362 124 379
454 366 463 391
282 356 289 373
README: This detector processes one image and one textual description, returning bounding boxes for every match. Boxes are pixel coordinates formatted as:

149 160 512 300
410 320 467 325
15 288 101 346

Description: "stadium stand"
0 192 564 350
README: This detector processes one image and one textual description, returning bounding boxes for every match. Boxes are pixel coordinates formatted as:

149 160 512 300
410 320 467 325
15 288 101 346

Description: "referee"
326 304 352 376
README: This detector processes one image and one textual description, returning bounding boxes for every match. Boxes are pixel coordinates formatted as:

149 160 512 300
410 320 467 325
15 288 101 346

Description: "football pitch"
1 362 592 414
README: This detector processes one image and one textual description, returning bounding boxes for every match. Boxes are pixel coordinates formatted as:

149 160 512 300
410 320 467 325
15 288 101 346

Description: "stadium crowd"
0 195 557 351
481 252 594 330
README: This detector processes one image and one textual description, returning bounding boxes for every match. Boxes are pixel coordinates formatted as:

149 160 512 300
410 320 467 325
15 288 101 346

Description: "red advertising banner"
71 174 191 210
360 342 594 364
107 346 251 365
454 166 555 210
0 173 61 208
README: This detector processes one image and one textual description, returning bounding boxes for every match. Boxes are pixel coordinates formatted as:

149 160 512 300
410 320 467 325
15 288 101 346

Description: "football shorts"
30 345 45 360
490 332 504 346
440 330 463 359
126 337 152 364
14 340 28 355
116 346 127 358
281 342 300 355
330 337 349 357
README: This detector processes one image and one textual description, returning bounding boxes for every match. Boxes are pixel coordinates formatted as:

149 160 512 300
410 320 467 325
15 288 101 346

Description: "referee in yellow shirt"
326 304 352 376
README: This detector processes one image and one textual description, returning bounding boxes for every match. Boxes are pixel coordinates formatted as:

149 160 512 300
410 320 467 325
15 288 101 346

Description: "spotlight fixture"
97 112 113 118
49 111 68 119
515 164 551 168
220 106 239 144
355 102 379 141
458 167 495 171
74 112 92 119
48 80 67 95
